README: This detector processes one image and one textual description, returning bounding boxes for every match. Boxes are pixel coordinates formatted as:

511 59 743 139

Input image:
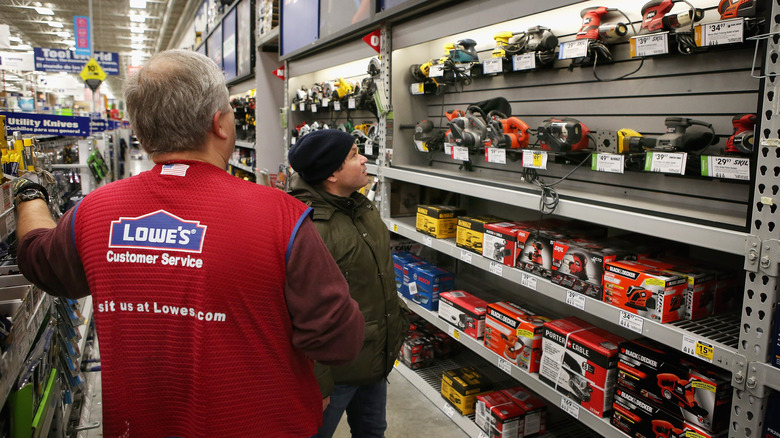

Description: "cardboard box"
612 387 725 438
400 332 435 370
456 215 507 255
484 302 550 372
539 318 622 417
475 391 526 438
441 366 494 415
515 229 566 278
392 252 423 293
483 222 533 267
712 269 743 315
401 260 427 300
438 290 488 339
551 239 628 300
602 260 687 323
408 263 454 311
501 386 547 437
763 391 780 438
665 265 717 321
416 205 465 238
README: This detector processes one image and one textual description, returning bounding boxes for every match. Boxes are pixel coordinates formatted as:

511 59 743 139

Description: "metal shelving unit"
235 140 255 149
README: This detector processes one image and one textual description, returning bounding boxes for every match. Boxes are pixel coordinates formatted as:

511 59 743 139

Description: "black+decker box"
602 260 687 323
416 205 464 239
441 366 494 415
438 290 488 339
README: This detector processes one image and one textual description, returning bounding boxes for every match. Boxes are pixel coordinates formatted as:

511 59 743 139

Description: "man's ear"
211 110 228 140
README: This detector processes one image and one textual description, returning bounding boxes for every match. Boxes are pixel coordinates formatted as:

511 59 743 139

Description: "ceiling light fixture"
9 36 21 42
56 31 70 38
34 7 54 15
131 43 145 50
131 27 145 34
130 14 146 23
129 0 147 9
47 21 63 28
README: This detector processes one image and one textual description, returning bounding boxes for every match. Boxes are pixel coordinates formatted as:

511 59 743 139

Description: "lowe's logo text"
109 210 207 253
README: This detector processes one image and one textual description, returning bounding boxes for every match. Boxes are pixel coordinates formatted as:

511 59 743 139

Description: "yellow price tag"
417 83 425 94
695 341 714 361
532 152 543 167
394 359 399 368
393 224 398 232
452 329 460 340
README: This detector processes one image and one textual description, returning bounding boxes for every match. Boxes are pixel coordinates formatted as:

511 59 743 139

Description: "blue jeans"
318 380 388 438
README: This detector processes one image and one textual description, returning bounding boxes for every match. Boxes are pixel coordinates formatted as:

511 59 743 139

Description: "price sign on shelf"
444 143 453 155
460 249 473 264
497 357 513 374
452 146 469 161
682 335 714 363
558 40 588 60
365 141 374 156
489 261 503 277
619 310 644 334
348 98 356 109
448 325 461 340
630 33 669 57
698 18 744 46
334 101 342 111
321 98 329 108
311 104 318 112
299 102 305 111
592 153 625 174
513 53 535 71
520 273 537 291
522 150 547 169
483 57 503 75
486 147 506 164
394 359 399 368
565 291 586 310
645 151 687 175
560 396 580 418
423 236 433 247
478 432 489 438
442 402 456 417
701 156 750 181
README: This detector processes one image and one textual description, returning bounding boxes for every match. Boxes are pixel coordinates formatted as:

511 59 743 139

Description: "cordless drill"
724 114 756 155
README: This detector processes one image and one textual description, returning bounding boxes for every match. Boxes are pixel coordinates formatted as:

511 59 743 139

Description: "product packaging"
501 385 547 437
438 290 489 339
550 239 629 300
408 263 455 311
456 215 508 256
400 332 435 370
416 205 465 239
441 366 494 415
483 221 533 267
602 260 687 323
484 302 550 372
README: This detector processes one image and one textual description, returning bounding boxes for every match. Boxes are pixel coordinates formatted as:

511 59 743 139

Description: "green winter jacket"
289 174 408 391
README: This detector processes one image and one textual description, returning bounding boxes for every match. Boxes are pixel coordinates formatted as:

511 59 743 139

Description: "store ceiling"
0 0 187 99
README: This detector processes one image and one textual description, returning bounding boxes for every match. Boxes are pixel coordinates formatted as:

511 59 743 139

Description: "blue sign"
33 48 119 75
74 16 91 57
109 210 207 253
281 0 318 56
108 120 121 130
90 118 108 133
1 111 90 137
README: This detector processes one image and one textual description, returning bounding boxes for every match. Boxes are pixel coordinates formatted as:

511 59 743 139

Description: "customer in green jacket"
288 129 408 438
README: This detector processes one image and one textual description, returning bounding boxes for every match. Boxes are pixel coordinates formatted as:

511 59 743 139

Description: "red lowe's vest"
72 161 319 437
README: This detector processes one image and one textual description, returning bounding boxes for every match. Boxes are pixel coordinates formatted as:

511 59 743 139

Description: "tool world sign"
33 48 119 75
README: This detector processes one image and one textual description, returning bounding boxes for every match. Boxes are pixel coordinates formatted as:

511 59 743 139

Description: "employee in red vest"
13 49 364 438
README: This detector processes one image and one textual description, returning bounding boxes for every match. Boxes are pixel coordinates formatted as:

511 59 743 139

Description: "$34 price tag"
560 396 580 418
619 310 644 334
681 335 714 363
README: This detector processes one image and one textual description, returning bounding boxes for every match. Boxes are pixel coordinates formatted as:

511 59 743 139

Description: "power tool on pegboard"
653 117 718 152
291 87 309 109
593 128 658 153
724 113 756 155
536 118 592 152
718 0 764 36
640 0 704 54
352 123 379 159
412 120 447 153
485 115 531 149
492 26 559 70
410 39 479 94
331 78 354 105
569 7 631 70
445 106 489 154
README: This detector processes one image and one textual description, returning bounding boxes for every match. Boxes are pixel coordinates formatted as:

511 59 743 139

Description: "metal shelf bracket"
745 235 762 272
732 353 750 390
760 239 780 277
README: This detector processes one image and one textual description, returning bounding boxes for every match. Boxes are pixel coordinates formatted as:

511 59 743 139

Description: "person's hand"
11 172 51 206
322 396 330 411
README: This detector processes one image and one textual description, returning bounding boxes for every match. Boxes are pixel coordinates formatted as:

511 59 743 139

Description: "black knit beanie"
288 129 355 184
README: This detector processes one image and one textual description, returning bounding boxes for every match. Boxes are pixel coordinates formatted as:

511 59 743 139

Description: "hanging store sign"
33 48 119 75
74 16 91 57
0 111 90 137
90 118 108 133
0 52 34 71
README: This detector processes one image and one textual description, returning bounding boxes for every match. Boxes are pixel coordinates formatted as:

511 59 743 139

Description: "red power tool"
641 0 704 33
486 116 530 149
537 118 591 152
724 113 756 155
577 7 627 40
656 373 709 421
651 419 686 438
718 0 758 18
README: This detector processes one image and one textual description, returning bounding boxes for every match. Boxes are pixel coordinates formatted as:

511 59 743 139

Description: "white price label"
560 396 580 418
631 33 669 57
522 150 548 169
619 310 644 334
483 58 503 75
558 40 588 59
365 141 373 156
489 261 503 277
701 18 744 46
486 147 506 164
513 53 536 71
334 101 342 111
565 291 586 310
460 249 473 264
348 98 356 109
410 83 426 95
478 432 489 438
290 104 296 112
448 325 461 340
521 273 537 291
321 98 329 108
592 153 625 174
444 143 453 155
702 156 750 181
497 357 513 374
408 282 418 296
423 236 433 247
311 104 318 112
429 64 444 78
645 152 687 175
299 102 305 111
682 335 714 363
6 215 14 233
442 402 456 417
455 63 472 76
452 146 469 161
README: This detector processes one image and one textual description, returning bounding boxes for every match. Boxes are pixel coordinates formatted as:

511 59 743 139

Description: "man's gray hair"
124 49 230 159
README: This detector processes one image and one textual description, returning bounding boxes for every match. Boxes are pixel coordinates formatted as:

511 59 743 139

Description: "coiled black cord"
522 152 592 214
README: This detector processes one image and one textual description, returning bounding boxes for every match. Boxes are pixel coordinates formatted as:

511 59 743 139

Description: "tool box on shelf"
416 205 465 239
484 301 549 372
441 365 494 415
456 215 508 256
602 259 687 323
437 290 489 339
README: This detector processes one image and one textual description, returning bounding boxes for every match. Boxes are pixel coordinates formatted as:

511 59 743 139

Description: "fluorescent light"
129 0 146 9
131 50 148 56
63 40 75 46
131 43 145 50
47 21 63 28
131 35 144 42
9 36 21 42
15 44 32 51
131 27 145 34
56 31 70 38
130 15 146 23
35 7 54 15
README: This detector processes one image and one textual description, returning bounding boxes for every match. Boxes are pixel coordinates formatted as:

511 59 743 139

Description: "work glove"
11 171 54 206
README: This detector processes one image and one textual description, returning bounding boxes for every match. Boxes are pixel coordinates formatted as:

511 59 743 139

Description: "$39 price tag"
560 396 580 418
565 291 586 310
559 40 588 59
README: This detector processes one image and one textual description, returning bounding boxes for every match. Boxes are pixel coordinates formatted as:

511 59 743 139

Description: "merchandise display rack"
235 140 255 149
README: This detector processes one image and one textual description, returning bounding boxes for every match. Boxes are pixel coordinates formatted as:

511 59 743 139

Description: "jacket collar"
289 173 366 220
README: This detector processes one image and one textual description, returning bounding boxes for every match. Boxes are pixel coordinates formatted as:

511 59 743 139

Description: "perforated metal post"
378 23 392 220
731 6 780 436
